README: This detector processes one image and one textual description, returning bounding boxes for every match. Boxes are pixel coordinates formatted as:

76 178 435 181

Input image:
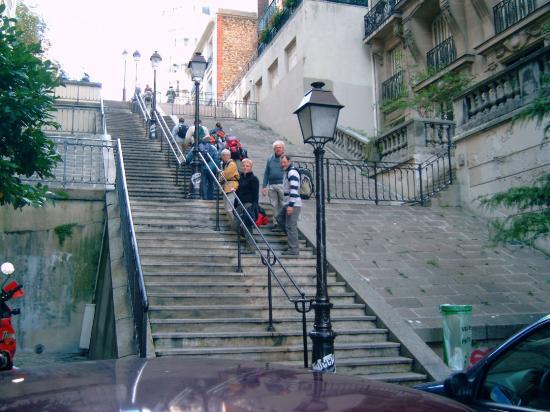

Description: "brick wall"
217 12 258 98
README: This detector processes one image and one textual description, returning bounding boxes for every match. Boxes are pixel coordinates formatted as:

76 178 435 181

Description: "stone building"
364 0 549 218
192 9 258 100
225 0 375 145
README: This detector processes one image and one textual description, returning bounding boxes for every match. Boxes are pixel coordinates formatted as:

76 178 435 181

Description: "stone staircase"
104 103 428 384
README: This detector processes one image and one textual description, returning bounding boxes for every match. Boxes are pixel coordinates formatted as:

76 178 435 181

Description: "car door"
468 322 550 412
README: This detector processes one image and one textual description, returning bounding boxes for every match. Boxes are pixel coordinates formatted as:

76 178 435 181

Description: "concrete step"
155 341 401 362
144 281 346 294
148 302 366 319
142 264 321 276
142 271 336 283
139 252 316 265
149 315 377 333
147 291 357 306
152 328 388 349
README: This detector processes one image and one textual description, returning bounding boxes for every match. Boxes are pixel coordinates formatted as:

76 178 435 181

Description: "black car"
416 314 550 412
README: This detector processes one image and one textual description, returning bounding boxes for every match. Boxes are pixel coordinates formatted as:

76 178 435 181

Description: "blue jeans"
201 169 215 200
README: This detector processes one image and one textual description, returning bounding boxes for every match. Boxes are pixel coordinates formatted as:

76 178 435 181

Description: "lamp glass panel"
311 105 339 139
297 106 313 141
190 61 207 81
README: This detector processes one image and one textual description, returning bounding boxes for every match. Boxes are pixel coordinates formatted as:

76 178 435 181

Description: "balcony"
455 46 548 133
427 37 457 72
382 70 404 102
364 0 401 39
493 0 536 34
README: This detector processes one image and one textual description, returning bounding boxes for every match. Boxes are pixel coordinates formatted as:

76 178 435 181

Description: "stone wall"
217 10 258 98
0 191 105 354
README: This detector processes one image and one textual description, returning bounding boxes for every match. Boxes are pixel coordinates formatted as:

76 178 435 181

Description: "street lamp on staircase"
187 52 208 199
149 50 162 139
294 81 343 373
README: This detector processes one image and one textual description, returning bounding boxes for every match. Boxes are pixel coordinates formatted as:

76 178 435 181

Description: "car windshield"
480 324 550 410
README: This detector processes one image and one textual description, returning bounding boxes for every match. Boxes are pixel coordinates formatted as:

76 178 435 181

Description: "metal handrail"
293 145 454 205
114 139 149 358
200 152 314 368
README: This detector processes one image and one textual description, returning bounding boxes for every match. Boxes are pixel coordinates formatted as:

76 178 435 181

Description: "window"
268 59 279 89
388 46 402 76
432 14 450 46
480 325 550 410
255 77 263 101
285 38 297 72
202 6 210 15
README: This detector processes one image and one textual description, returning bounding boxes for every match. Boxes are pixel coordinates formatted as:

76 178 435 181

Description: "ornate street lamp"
294 81 343 373
132 50 141 93
122 50 128 101
149 50 162 139
187 52 208 199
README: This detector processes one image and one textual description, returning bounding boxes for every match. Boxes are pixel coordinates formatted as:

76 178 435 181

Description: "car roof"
0 357 474 411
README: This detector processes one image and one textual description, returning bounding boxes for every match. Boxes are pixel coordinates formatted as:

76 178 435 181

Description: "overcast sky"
28 0 257 100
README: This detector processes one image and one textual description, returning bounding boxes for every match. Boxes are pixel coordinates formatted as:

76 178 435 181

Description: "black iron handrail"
166 98 258 120
364 0 400 39
493 0 536 34
202 152 314 368
293 141 453 205
114 139 149 358
426 37 457 72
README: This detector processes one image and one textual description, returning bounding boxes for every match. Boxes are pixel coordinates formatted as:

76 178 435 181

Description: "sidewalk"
219 118 549 344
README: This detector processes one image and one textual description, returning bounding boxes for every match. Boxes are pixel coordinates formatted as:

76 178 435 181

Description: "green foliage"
271 9 283 29
0 4 61 209
410 71 471 118
15 2 49 51
479 173 550 247
259 28 269 44
513 73 550 138
54 223 78 246
284 0 296 8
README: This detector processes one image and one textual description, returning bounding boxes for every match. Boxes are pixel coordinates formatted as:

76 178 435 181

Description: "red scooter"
0 262 24 371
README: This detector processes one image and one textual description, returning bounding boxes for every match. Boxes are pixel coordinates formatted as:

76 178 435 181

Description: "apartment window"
255 77 263 101
388 46 402 75
432 14 450 46
268 59 279 89
285 38 297 72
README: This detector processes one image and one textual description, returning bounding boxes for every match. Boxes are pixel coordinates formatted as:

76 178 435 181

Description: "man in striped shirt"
276 155 302 256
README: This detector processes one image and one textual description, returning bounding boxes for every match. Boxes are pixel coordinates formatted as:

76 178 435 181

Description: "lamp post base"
309 300 336 372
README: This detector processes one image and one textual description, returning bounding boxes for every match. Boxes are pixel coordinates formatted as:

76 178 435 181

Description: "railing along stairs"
199 151 315 368
130 92 316 364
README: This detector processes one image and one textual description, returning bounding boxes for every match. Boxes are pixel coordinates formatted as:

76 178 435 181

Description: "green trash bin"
440 304 472 371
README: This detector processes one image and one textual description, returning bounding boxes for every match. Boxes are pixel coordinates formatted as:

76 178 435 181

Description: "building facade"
364 0 549 215
226 0 376 145
193 9 258 100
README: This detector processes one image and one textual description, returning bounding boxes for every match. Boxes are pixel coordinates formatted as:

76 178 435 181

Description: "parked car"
416 314 550 412
0 357 473 411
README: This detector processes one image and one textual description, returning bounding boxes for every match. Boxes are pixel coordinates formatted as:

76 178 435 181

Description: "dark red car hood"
0 357 472 411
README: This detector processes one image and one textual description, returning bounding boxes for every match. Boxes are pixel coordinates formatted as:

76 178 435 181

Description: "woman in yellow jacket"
219 149 239 216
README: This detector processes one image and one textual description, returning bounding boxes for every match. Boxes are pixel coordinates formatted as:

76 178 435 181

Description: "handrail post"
447 125 453 184
373 162 379 205
215 183 220 231
302 298 308 368
236 228 243 273
175 163 179 186
267 262 274 332
63 140 68 188
418 164 424 206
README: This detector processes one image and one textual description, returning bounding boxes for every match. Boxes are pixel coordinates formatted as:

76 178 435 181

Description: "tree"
15 2 50 52
479 65 550 248
0 4 61 209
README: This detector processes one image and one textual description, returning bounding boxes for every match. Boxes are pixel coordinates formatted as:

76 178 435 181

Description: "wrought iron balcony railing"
494 0 536 34
427 37 457 72
382 70 404 102
364 0 400 39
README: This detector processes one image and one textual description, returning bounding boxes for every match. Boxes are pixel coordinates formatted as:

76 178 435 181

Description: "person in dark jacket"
235 158 259 228
235 158 260 252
